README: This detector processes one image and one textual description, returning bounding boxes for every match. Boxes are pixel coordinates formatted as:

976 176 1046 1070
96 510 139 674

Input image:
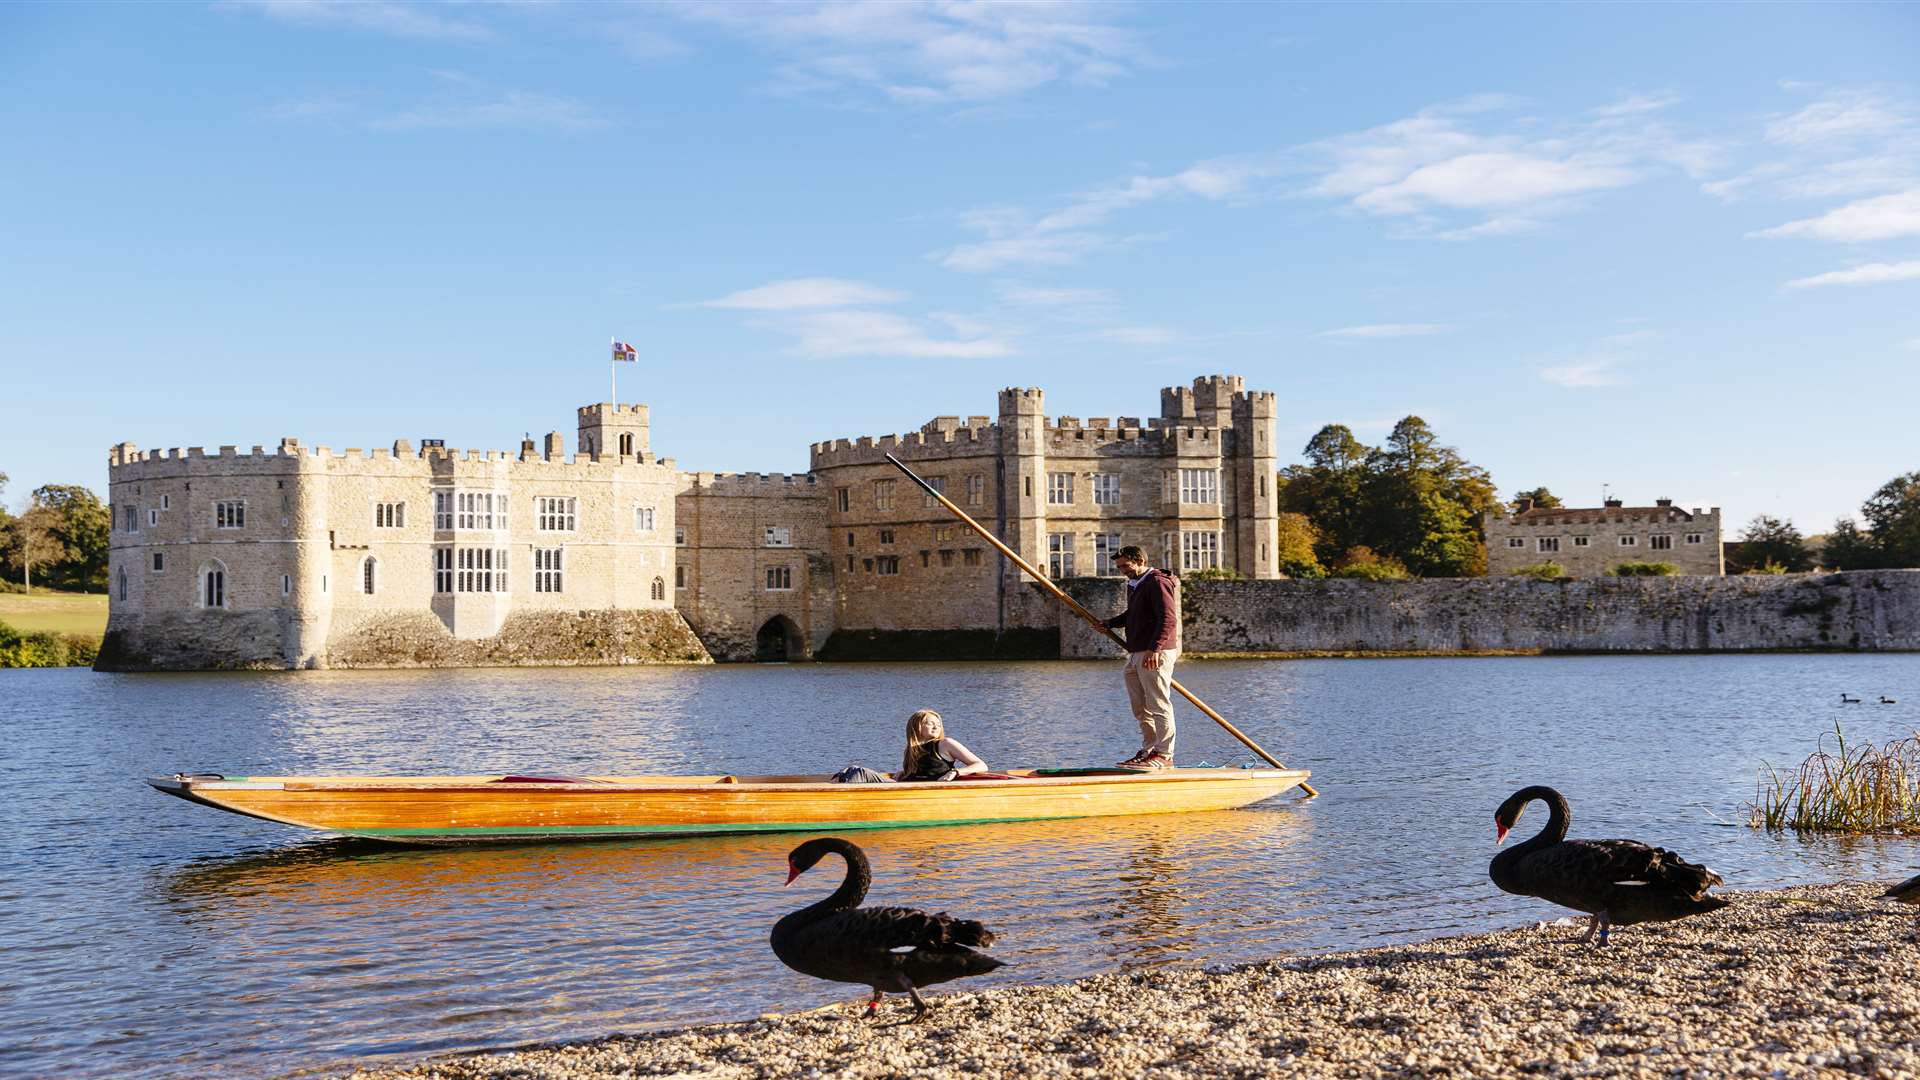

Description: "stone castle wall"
1057 571 1920 658
1485 503 1725 577
674 471 833 661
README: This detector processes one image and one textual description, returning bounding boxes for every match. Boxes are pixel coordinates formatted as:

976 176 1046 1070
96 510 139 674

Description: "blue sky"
2 2 1916 535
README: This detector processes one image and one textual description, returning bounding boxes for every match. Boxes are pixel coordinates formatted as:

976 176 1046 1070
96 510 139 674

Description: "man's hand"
1142 650 1163 670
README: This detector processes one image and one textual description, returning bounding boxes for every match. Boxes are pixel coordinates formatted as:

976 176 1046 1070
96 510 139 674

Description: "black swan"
771 837 1004 1022
1880 696 1899 705
1886 872 1920 905
1841 693 1862 704
1489 785 1729 945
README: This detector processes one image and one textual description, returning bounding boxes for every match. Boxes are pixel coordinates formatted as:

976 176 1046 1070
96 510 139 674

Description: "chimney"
1603 497 1624 509
1655 497 1673 507
1515 498 1534 514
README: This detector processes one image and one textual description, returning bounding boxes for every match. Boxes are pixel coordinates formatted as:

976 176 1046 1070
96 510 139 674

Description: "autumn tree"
1273 512 1323 578
1510 486 1562 510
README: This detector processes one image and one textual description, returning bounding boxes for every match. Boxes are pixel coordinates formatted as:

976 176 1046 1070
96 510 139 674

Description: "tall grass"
1750 722 1920 833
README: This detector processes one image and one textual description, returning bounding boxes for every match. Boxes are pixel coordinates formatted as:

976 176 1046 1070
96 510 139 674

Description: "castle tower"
996 387 1048 605
577 403 649 462
1231 388 1280 579
1191 374 1244 430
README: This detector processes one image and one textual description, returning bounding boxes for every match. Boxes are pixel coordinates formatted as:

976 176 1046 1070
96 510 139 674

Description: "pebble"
342 884 1920 1080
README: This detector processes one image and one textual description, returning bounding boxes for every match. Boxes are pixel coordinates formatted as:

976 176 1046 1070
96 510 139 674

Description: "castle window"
847 532 855 548
434 491 454 530
873 480 896 511
1537 537 1560 553
1178 469 1220 505
117 568 127 601
538 497 577 532
147 509 158 528
1573 536 1590 547
1506 538 1525 548
939 549 955 567
963 549 982 567
1686 533 1703 545
456 547 508 592
152 552 164 573
322 574 328 594
456 492 505 531
214 500 245 529
837 487 850 513
1093 533 1122 576
922 476 947 507
651 576 666 601
875 556 900 576
766 565 794 591
1619 535 1638 547
1092 474 1121 506
1048 473 1074 505
200 561 227 609
534 547 564 593
635 505 656 533
1024 476 1032 498
1047 533 1075 577
434 548 453 593
619 432 635 458
920 550 930 568
879 529 895 545
1650 534 1673 551
374 502 405 529
362 557 378 595
282 574 291 596
674 525 686 546
765 526 792 548
965 474 984 506
1179 530 1221 572
122 504 138 532
161 495 169 510
675 565 687 589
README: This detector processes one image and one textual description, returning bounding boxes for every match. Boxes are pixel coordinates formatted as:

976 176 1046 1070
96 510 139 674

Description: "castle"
1483 498 1724 577
100 375 1282 669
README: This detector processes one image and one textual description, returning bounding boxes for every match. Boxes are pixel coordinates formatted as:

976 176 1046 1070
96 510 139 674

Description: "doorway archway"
754 616 803 662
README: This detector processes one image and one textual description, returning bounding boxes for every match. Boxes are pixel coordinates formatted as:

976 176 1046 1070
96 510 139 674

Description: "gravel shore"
345 883 1920 1079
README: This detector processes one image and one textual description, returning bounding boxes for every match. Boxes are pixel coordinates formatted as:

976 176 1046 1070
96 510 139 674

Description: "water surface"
2 655 1917 1078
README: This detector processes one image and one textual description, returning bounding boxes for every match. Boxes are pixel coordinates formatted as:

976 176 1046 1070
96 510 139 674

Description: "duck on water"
772 837 1004 1023
1490 785 1730 945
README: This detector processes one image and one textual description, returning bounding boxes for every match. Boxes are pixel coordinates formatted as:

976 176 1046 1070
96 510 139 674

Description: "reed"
1750 722 1920 833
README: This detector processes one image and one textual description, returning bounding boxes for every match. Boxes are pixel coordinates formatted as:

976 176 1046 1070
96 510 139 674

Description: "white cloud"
368 92 607 133
1540 360 1623 389
699 277 906 310
1316 323 1459 340
1078 326 1177 346
1751 189 1920 242
1589 93 1682 118
996 285 1113 307
1782 260 1920 289
779 309 1013 359
225 0 494 40
1766 94 1911 146
666 1 1149 105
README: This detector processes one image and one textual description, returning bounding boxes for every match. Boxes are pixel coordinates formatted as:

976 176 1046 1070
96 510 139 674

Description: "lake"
2 655 1917 1078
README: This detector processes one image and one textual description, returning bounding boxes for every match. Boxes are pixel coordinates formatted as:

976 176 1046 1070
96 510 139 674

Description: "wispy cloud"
1076 325 1177 346
1765 93 1911 147
1751 188 1920 242
697 277 1012 359
368 91 606 133
1783 260 1920 289
1316 323 1459 340
225 0 494 41
666 1 1149 105
996 285 1113 307
1540 360 1624 389
699 278 906 310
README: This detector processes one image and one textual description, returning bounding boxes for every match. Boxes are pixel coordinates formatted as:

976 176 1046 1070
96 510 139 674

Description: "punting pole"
885 453 1318 798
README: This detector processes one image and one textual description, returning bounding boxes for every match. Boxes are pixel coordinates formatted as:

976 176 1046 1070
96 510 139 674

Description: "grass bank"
344 882 1918 1080
0 589 107 637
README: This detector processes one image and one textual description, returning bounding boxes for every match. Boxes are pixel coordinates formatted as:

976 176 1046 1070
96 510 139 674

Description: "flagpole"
610 338 617 403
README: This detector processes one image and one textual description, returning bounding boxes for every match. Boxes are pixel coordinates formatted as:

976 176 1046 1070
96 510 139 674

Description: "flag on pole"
611 339 638 362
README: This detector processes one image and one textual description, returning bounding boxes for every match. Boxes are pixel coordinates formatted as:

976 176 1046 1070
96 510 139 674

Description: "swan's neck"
1512 787 1569 854
796 847 869 921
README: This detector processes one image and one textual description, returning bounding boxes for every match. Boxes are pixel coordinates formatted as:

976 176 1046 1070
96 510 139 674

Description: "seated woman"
896 708 988 782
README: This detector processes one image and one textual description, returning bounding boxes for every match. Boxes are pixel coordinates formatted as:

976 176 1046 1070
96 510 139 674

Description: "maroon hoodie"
1105 568 1179 652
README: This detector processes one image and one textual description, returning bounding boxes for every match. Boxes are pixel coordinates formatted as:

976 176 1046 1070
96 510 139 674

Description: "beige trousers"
1123 649 1179 757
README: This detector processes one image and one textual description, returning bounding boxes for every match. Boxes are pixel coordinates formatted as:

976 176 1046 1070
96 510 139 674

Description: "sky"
1 1 1916 534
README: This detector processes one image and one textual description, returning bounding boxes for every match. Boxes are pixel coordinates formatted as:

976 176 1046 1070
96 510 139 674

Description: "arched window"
200 561 227 609
362 556 378 595
117 567 128 602
619 432 635 458
651 575 666 601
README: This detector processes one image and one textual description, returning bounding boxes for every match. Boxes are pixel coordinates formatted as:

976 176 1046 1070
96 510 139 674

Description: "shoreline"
341 882 1920 1079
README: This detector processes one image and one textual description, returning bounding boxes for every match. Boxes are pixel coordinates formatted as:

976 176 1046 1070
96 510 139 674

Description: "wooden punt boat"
146 767 1311 844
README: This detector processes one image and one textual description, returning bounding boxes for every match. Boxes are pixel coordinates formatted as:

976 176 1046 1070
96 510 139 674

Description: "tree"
1860 471 1920 569
1822 518 1880 570
1510 486 1562 510
9 505 66 590
1731 514 1814 574
0 472 13 581
28 484 110 590
1279 424 1373 565
1273 512 1324 578
1360 417 1499 577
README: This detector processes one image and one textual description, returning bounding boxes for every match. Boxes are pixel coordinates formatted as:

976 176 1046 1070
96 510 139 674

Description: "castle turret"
996 387 1047 603
1231 388 1280 578
577 403 649 462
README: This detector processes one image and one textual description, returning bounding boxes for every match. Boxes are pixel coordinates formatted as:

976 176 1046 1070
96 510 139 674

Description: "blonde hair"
901 709 944 777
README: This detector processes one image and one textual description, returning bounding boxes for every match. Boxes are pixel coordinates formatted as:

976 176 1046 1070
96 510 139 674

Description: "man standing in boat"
1106 546 1180 771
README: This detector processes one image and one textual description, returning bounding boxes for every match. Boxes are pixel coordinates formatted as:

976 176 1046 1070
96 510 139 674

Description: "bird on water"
771 837 1004 1022
1489 785 1730 945
1841 693 1863 704
1880 696 1899 705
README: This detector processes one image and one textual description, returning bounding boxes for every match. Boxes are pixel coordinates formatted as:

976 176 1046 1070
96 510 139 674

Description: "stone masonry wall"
1059 570 1920 658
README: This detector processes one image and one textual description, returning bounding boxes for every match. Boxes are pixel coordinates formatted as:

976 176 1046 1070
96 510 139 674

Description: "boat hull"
147 768 1311 844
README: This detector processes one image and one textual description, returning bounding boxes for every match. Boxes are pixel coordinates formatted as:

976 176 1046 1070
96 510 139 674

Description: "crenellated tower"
578 402 650 462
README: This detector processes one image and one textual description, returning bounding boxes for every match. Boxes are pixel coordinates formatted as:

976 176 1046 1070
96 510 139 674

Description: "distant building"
1484 498 1724 577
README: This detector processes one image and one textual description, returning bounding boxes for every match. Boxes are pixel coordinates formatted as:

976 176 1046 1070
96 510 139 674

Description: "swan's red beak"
785 860 801 886
1495 823 1510 845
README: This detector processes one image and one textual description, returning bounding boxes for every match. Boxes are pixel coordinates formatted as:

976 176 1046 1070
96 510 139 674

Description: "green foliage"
1744 560 1790 575
1510 486 1562 509
1750 723 1920 834
1278 416 1498 578
1609 561 1682 577
1509 561 1570 581
1861 470 1920 569
0 618 97 668
1273 512 1323 579
1822 517 1881 571
1731 514 1813 573
1329 546 1410 580
1184 567 1243 581
3 484 110 591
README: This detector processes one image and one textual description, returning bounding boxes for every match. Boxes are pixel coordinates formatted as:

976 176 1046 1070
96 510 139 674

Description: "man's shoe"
1114 751 1150 770
1140 753 1173 770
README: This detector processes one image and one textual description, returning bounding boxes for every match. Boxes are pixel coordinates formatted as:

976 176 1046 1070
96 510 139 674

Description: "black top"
901 742 957 781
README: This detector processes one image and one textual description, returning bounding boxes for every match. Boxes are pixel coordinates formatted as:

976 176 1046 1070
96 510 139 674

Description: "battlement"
108 438 679 475
577 402 649 418
687 471 821 492
808 424 997 464
998 386 1045 416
